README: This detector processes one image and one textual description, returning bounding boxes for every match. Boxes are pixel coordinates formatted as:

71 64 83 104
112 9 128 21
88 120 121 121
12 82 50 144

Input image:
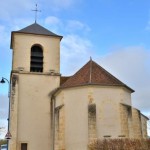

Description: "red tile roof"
60 76 71 85
60 59 134 92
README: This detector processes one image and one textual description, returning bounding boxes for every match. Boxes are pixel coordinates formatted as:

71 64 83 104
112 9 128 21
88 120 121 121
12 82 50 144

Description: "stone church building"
8 23 148 150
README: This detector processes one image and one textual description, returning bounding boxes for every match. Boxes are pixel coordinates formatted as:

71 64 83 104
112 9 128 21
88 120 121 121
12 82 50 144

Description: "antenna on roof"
32 4 41 23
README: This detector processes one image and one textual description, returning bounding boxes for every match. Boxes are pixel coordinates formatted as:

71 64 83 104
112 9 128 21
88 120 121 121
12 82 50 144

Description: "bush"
88 138 150 150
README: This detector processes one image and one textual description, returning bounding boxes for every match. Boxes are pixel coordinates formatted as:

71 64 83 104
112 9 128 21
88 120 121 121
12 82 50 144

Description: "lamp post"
0 77 12 149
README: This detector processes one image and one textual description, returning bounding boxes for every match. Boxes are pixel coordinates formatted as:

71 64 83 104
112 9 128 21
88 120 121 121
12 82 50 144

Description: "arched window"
30 45 43 72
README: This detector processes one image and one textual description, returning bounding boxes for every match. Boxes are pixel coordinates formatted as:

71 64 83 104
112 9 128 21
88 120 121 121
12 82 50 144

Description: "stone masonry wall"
132 108 142 139
141 115 148 138
55 106 65 150
88 104 97 142
120 104 130 138
9 74 19 150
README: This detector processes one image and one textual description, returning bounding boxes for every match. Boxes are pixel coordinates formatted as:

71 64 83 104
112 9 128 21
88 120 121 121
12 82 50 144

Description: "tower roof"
15 23 62 37
10 23 63 48
61 59 134 92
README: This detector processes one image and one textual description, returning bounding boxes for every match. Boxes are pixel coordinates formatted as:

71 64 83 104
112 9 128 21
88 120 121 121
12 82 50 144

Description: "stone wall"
131 108 142 138
9 74 19 150
120 105 147 139
120 104 130 138
88 103 97 142
55 105 65 150
141 114 148 138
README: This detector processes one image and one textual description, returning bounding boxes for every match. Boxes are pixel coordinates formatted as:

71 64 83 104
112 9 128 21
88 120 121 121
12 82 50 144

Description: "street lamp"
0 77 12 141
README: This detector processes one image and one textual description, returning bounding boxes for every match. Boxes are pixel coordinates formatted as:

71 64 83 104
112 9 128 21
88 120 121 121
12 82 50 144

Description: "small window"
21 143 27 150
30 45 43 72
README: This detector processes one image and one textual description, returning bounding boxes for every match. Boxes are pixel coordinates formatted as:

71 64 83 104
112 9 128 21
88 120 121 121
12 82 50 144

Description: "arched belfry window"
30 45 43 72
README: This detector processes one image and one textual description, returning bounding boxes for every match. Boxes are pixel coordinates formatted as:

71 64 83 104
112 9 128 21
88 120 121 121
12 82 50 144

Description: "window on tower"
30 45 43 72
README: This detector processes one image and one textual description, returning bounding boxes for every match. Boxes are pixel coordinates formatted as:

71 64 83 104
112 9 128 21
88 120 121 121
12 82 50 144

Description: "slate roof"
13 23 63 38
11 23 63 49
60 59 134 92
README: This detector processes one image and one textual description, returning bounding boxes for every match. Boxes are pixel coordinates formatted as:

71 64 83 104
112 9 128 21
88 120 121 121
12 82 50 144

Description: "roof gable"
61 59 134 92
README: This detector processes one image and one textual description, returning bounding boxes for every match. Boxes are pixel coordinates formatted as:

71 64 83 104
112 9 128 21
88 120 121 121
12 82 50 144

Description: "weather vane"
32 4 41 23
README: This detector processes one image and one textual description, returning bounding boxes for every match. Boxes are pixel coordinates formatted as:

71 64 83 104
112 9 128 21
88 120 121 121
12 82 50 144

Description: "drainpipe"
51 96 56 150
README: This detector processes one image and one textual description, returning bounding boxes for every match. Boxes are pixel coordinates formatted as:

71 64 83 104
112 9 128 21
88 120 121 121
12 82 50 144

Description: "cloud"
0 0 82 23
61 34 94 75
44 0 81 10
96 46 150 114
0 94 8 138
66 20 90 32
44 16 62 33
0 95 8 120
145 21 150 31
0 28 7 51
0 0 32 21
44 16 91 36
45 16 61 25
0 25 10 47
0 120 7 139
51 0 75 9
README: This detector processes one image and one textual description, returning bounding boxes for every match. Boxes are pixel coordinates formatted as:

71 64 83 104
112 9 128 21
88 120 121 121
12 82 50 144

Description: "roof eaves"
141 113 149 120
94 61 124 84
12 31 63 39
93 61 134 92
10 31 63 49
60 83 134 92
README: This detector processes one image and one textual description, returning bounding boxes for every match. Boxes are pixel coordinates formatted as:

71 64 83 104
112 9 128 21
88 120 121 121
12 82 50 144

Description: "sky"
0 0 150 138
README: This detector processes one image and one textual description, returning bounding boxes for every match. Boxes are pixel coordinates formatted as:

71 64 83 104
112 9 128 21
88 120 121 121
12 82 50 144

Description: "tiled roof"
60 76 71 85
12 23 63 38
61 59 134 92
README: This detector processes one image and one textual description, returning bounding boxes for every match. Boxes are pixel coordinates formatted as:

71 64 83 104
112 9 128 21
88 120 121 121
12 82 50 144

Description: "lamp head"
0 78 5 83
5 131 12 140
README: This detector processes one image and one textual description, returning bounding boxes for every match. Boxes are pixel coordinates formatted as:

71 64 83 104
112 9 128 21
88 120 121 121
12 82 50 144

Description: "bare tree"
0 127 6 137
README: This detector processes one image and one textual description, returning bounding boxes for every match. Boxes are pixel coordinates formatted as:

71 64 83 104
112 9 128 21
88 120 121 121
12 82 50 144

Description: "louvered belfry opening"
30 45 43 72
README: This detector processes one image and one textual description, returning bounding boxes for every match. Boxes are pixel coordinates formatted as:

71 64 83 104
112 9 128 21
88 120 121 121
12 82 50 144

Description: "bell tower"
9 23 62 150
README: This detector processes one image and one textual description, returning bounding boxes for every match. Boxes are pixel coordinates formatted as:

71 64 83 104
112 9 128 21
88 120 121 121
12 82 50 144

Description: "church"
8 22 148 150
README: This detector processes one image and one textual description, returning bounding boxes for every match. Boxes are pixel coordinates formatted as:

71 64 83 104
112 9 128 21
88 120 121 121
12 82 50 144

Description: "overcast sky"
0 0 150 138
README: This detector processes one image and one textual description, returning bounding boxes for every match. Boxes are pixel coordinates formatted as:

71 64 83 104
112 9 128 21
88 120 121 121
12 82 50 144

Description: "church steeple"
9 23 62 150
10 23 62 74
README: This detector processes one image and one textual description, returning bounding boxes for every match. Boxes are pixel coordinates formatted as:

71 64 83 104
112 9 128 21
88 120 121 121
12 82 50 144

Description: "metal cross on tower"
32 4 41 23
